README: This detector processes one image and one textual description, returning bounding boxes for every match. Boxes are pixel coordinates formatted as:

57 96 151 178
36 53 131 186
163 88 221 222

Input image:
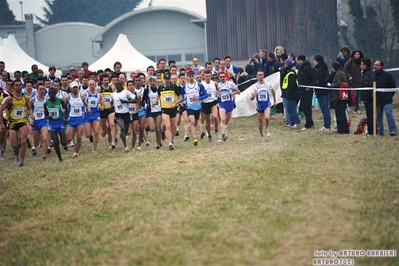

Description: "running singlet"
100 85 113 109
68 93 84 118
201 81 218 103
46 98 64 120
148 87 161 113
111 90 136 114
7 95 27 127
158 84 181 109
251 82 272 110
185 82 202 110
135 87 145 111
86 91 100 113
32 95 46 120
219 81 235 103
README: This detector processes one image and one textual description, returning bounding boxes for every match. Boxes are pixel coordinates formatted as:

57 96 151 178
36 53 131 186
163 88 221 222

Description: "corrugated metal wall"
206 0 337 60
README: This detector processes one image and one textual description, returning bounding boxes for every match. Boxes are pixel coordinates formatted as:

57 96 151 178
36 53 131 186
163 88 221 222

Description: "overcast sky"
7 0 206 24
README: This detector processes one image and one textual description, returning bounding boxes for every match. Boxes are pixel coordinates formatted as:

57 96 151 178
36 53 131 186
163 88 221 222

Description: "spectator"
336 46 351 70
330 61 349 134
313 54 330 131
371 59 397 136
359 58 373 134
343 50 364 114
297 55 314 130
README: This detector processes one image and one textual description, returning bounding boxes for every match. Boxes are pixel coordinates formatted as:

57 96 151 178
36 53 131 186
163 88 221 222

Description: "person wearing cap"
142 76 162 149
250 69 277 140
182 70 207 146
151 72 182 150
201 71 221 143
47 66 60 84
297 55 315 130
96 74 116 147
132 75 149 150
64 81 91 158
218 71 240 141
84 79 104 153
281 59 301 128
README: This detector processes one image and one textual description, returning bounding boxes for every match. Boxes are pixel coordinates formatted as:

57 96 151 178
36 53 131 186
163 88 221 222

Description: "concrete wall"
35 23 103 71
98 9 206 66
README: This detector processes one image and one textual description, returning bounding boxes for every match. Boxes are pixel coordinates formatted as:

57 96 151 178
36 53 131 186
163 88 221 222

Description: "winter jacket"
330 70 348 101
314 60 329 97
371 69 396 106
281 67 299 101
360 68 373 101
297 60 314 90
343 51 364 88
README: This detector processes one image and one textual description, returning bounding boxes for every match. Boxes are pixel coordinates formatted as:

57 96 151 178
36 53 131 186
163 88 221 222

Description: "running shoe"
156 144 160 150
200 132 206 139
70 140 75 147
215 130 221 140
266 130 271 137
320 127 330 131
50 140 54 147
111 142 116 149
18 161 24 167
89 135 94 142
15 159 20 165
124 147 129 153
59 159 63 163
137 146 143 151
43 157 47 162
184 134 190 141
169 143 174 150
222 134 228 141
101 131 107 137
260 135 264 141
63 146 68 151
208 135 212 144
193 138 198 146
47 148 52 154
73 153 78 159
146 142 150 147
175 130 180 136
27 139 31 148
32 148 37 156
159 143 163 148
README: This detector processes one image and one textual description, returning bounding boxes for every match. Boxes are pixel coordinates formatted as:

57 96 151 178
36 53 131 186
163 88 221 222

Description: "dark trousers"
334 99 349 134
300 90 314 128
364 99 373 134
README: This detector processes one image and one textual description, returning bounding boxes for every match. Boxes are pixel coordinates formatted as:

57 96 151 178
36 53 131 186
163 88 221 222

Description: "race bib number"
220 92 230 102
103 96 111 108
163 94 173 104
48 108 59 119
116 104 123 110
13 107 24 119
129 103 137 113
73 108 81 115
34 109 44 119
258 91 269 101
88 97 98 108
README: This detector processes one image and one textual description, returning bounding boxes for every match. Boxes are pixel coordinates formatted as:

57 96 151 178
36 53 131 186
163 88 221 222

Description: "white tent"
0 37 4 48
0 35 61 77
90 34 156 73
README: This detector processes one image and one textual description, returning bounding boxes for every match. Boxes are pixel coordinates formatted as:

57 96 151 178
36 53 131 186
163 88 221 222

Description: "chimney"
25 14 36 58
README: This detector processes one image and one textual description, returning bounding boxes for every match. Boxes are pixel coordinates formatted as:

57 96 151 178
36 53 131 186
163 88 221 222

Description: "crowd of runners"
0 55 277 166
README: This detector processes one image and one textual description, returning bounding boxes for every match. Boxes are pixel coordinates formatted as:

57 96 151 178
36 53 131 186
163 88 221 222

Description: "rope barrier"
299 85 399 92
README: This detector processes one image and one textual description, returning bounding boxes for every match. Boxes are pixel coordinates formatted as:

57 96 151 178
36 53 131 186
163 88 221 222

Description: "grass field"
1 103 399 265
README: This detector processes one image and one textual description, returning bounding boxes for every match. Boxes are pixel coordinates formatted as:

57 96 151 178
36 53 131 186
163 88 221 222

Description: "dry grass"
1 101 399 265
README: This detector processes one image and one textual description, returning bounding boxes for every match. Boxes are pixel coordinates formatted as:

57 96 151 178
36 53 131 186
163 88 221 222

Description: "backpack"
338 82 349 100
354 118 368 135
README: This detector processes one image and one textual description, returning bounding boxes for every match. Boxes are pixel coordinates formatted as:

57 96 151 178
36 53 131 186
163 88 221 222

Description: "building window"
168 54 181 62
185 53 205 63
147 55 156 62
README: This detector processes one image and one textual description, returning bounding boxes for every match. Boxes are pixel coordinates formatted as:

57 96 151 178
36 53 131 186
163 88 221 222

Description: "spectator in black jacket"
313 54 330 131
359 58 373 134
267 52 281 75
371 59 397 136
297 55 314 129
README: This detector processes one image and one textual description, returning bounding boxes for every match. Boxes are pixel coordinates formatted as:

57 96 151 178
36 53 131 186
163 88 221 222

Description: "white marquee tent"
89 34 156 73
0 35 61 77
